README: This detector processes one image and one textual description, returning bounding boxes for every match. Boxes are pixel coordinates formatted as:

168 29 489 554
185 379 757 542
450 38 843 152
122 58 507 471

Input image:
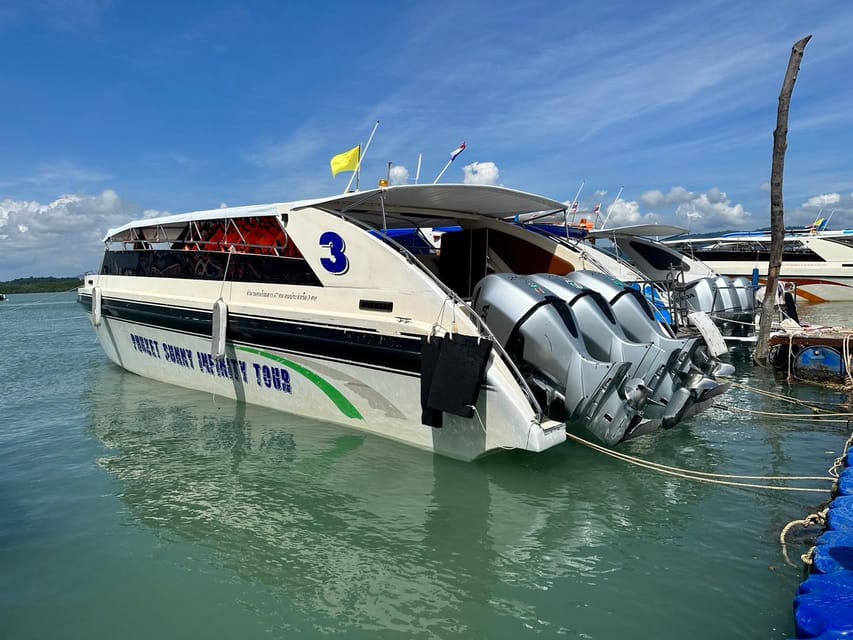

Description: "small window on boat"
359 300 394 312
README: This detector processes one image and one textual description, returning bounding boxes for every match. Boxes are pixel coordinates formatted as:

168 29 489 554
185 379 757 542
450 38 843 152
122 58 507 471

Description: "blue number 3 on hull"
319 231 350 275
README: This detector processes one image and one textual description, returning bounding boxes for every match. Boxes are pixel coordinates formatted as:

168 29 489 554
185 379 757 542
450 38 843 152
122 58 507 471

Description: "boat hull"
77 289 564 461
700 262 853 303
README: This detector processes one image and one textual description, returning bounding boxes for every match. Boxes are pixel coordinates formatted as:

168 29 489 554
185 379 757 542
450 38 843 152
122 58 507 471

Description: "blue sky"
1 0 852 278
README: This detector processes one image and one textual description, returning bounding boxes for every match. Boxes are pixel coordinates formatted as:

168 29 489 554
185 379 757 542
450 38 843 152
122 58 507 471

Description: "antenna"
415 153 422 184
599 186 624 229
345 120 380 193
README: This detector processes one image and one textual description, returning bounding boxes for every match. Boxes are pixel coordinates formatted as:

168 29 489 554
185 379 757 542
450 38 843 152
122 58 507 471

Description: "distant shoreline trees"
0 276 82 293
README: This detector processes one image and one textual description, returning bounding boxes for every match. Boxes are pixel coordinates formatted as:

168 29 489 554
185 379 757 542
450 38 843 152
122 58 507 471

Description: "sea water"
1 292 851 639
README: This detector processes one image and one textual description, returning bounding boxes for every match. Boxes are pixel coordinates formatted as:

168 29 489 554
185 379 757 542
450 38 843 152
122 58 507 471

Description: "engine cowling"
472 274 647 445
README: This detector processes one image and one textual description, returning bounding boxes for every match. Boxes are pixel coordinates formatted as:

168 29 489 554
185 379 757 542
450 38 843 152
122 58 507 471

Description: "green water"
1 293 850 639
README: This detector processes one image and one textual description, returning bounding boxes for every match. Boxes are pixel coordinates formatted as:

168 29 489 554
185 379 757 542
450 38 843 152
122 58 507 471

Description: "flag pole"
415 153 422 184
600 186 624 229
346 120 380 193
564 180 585 232
433 142 466 184
433 160 453 184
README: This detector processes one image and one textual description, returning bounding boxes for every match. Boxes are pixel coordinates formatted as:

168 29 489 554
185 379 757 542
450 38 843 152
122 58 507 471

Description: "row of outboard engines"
678 276 756 336
472 270 734 446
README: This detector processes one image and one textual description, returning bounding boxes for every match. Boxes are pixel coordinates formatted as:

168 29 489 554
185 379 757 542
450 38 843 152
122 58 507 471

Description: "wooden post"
753 35 811 365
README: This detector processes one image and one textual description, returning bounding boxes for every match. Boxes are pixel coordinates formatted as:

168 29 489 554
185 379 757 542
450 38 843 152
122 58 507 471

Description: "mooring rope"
780 509 828 567
565 432 831 492
779 433 853 567
706 314 757 327
0 286 80 313
727 380 849 411
713 403 853 421
843 332 853 390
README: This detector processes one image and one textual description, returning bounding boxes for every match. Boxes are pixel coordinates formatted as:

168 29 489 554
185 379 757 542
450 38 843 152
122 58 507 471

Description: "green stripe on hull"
236 346 364 420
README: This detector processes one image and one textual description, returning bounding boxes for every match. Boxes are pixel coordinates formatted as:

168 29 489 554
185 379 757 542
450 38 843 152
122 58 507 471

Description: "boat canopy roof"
104 184 567 242
104 203 282 242
295 184 567 229
586 223 687 239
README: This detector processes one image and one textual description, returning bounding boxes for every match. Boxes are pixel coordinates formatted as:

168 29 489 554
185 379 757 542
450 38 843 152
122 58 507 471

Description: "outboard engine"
563 270 733 418
730 276 756 314
680 276 747 335
713 276 745 317
565 271 676 341
533 274 698 430
472 274 647 445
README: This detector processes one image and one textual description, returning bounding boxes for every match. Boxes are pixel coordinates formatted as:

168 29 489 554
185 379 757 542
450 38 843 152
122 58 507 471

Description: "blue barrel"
793 347 845 381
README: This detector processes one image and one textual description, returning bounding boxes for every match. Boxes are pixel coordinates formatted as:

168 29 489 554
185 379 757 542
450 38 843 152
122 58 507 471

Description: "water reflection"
86 364 722 636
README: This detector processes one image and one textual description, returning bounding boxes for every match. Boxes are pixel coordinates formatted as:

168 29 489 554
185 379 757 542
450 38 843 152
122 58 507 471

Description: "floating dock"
769 327 853 386
794 451 853 637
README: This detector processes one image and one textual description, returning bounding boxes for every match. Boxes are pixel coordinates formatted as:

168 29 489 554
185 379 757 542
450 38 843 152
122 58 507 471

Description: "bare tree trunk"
753 35 811 365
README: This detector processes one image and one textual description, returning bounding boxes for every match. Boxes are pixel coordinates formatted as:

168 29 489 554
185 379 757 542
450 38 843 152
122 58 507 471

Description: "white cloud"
639 187 693 208
802 192 841 208
389 165 409 185
601 199 661 227
0 191 167 278
638 186 751 230
675 193 749 228
462 162 499 186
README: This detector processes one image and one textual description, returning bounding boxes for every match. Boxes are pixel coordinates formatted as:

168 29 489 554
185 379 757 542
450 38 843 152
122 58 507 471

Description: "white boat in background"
518 222 764 336
587 224 760 334
664 226 853 303
78 184 732 460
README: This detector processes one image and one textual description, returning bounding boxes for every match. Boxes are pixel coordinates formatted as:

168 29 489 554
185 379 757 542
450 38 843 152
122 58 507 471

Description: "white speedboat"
586 224 760 335
664 227 853 303
78 184 730 460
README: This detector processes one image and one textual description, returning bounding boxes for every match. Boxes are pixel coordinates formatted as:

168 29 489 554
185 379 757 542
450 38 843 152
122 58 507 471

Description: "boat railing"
334 214 545 422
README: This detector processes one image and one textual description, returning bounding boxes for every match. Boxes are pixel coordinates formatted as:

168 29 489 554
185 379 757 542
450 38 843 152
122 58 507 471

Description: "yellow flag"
330 145 360 176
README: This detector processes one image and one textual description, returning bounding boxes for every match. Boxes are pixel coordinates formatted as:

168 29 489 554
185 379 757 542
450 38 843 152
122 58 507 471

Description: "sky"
1 0 853 279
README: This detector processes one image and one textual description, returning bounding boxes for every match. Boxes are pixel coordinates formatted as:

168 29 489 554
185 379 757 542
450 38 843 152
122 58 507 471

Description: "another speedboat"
588 224 759 336
664 225 853 303
78 184 731 460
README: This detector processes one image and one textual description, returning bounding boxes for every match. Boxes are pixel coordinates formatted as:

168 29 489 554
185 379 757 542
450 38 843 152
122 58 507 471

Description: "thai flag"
570 201 578 214
593 203 601 215
450 142 466 161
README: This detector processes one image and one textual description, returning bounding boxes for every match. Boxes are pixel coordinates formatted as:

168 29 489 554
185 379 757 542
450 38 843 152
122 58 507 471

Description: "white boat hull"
79 288 564 461
700 261 853 303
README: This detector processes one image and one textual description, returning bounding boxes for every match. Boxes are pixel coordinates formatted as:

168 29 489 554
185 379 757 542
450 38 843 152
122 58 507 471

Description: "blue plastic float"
794 460 853 637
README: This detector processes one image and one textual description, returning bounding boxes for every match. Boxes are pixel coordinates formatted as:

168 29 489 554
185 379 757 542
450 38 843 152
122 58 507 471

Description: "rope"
468 404 521 450
0 286 80 316
707 313 757 327
714 403 853 421
780 509 828 567
844 333 853 390
828 432 853 478
565 432 831 492
727 380 849 411
781 433 853 567
218 248 234 300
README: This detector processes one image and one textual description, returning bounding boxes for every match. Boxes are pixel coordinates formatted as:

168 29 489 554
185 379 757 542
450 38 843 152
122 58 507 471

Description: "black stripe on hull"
78 293 423 374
